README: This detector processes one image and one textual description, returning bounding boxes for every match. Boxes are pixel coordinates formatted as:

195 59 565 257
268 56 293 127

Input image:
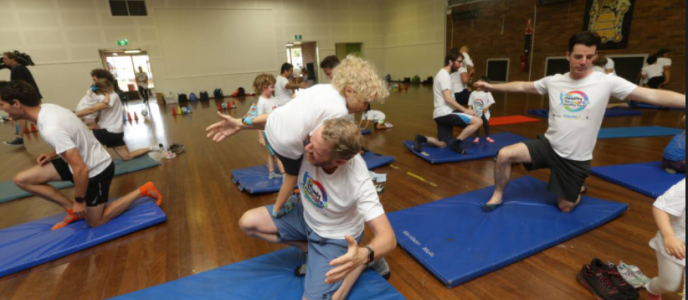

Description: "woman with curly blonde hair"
206 55 389 220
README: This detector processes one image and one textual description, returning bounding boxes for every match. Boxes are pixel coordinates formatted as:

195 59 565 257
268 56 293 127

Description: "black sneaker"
449 140 466 154
601 260 639 300
413 134 426 152
3 137 23 146
368 257 391 280
577 261 627 300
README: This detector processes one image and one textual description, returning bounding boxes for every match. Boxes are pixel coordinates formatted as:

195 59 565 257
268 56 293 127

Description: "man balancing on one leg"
239 119 396 300
476 32 686 213
412 50 483 154
0 81 162 230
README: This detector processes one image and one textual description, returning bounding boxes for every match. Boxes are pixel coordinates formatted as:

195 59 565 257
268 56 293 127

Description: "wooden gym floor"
0 85 683 300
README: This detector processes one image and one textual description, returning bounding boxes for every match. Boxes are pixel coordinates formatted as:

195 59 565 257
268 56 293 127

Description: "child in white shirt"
75 79 111 130
359 104 392 130
254 74 285 179
468 77 496 143
646 179 685 300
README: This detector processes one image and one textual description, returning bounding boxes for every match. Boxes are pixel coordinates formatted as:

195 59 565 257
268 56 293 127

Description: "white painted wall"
0 0 446 108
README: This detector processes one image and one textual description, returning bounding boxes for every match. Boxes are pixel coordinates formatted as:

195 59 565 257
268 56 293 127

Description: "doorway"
99 50 154 101
285 41 319 84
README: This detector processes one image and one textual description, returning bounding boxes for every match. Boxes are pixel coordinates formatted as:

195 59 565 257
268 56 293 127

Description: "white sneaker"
384 122 393 128
616 261 644 288
623 262 651 285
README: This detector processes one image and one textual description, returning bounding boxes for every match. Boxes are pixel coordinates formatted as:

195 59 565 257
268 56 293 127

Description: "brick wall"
447 0 685 93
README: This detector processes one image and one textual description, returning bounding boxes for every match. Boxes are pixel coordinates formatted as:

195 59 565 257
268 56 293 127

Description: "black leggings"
475 115 490 137
138 86 150 101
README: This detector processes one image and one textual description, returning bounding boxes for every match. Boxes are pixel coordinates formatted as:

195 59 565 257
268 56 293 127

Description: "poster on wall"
582 0 636 50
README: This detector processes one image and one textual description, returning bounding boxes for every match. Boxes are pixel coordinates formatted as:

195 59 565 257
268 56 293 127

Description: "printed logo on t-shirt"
302 171 328 209
474 99 485 112
559 91 589 113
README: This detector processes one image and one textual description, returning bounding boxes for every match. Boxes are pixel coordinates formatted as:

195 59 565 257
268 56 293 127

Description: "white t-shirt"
299 154 385 239
604 58 616 75
450 67 468 93
256 96 278 115
97 92 124 133
76 91 105 121
433 68 454 119
592 66 606 73
642 64 664 79
37 104 112 178
649 179 686 266
274 75 292 107
265 84 349 160
135 72 148 89
657 57 672 69
344 113 355 122
467 91 496 119
362 110 385 122
533 71 637 161
462 52 474 67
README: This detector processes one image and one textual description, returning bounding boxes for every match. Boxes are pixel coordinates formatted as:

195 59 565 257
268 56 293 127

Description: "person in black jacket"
3 51 42 146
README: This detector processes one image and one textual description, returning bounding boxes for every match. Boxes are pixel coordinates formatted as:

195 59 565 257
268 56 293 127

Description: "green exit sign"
117 39 129 46
294 34 302 41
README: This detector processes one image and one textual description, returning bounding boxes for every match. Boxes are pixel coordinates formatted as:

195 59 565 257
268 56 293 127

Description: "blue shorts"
262 131 276 156
266 201 364 300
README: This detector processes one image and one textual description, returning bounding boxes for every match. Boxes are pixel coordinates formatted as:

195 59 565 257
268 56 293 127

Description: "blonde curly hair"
252 73 276 94
321 118 363 161
331 55 389 104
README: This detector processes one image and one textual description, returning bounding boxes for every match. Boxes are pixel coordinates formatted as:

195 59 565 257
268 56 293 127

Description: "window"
109 0 147 17
486 58 509 83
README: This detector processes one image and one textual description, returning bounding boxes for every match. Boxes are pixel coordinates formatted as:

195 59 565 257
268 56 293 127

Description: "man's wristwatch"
75 196 85 203
365 246 374 266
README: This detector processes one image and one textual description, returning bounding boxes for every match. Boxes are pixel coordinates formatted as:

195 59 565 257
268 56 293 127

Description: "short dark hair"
320 55 340 69
646 55 658 65
2 52 17 61
479 76 491 83
0 80 40 107
90 69 115 84
444 51 463 67
280 63 293 74
655 48 671 57
568 31 600 52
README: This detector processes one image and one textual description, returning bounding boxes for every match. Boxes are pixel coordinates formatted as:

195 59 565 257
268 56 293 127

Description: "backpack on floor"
189 93 198 101
421 76 433 84
411 75 421 84
199 91 209 101
178 93 188 102
214 88 224 99
232 87 246 97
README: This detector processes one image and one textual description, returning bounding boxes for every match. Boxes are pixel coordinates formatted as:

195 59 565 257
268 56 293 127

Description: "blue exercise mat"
598 126 682 139
403 132 529 164
361 129 372 135
113 246 404 300
0 197 166 278
631 101 683 111
591 161 685 198
528 108 641 118
387 176 627 288
0 155 161 204
232 152 396 194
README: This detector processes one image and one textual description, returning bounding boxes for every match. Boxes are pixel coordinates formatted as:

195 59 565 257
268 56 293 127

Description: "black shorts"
434 114 470 143
647 76 664 89
52 158 115 207
454 89 472 106
274 152 302 176
522 135 591 202
93 129 126 148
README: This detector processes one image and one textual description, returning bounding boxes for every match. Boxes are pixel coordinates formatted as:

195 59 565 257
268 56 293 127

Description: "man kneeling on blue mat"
476 32 686 213
0 81 162 230
239 118 396 300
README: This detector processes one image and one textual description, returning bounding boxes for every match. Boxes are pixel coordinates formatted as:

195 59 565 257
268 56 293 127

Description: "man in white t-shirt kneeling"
413 51 482 155
476 32 686 213
0 81 162 230
239 118 396 300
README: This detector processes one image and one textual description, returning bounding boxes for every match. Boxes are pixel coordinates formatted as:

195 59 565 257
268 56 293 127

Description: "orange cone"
31 123 37 132
231 100 236 109
134 112 139 121
127 112 132 121
218 103 222 111
172 107 176 115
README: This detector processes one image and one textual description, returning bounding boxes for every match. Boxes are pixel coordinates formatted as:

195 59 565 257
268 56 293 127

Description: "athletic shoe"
268 172 283 179
473 137 480 144
150 143 164 153
449 140 466 154
622 262 651 285
486 137 495 143
3 137 23 146
617 262 644 288
664 168 677 174
165 151 176 160
413 134 426 152
384 122 393 128
169 143 185 154
272 190 299 218
368 257 391 280
294 254 308 277
577 260 627 300
601 260 639 299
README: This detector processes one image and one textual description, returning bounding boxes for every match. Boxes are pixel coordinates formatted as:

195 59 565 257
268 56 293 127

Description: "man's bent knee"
558 200 575 213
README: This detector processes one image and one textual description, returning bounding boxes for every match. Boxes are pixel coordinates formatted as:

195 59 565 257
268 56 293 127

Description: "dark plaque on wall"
583 0 636 50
